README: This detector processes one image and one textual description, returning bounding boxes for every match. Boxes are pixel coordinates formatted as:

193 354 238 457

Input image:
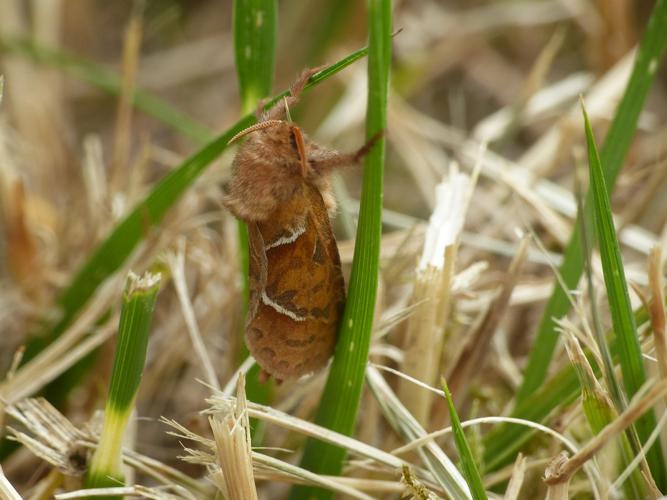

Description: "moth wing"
247 221 268 323
261 182 344 324
245 183 345 380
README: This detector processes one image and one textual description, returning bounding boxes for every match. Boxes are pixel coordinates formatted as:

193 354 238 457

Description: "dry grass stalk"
398 170 471 426
561 330 613 412
366 365 471 499
544 380 667 492
519 50 635 177
111 6 143 192
593 0 636 71
167 238 221 391
165 414 377 499
251 452 374 499
208 373 257 500
503 453 526 500
55 484 192 499
544 451 570 500
0 286 119 406
485 27 565 145
6 398 208 497
648 246 667 379
447 235 529 402
0 465 22 500
207 390 408 471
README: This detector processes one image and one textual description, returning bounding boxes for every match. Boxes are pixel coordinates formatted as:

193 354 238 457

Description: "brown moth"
223 68 379 382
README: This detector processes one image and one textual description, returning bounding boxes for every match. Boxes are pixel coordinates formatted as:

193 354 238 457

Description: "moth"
224 68 379 382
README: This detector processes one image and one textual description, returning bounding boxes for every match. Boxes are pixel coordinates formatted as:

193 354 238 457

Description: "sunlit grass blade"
517 0 667 409
85 271 161 496
582 102 665 486
290 0 391 497
441 378 487 500
232 0 278 421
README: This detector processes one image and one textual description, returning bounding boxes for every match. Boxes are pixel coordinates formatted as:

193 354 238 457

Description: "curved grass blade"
442 378 487 500
582 102 664 486
517 0 667 410
289 0 391 498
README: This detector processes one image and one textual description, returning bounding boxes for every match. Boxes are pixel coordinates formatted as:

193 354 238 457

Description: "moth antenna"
284 97 293 122
290 125 308 177
228 120 284 144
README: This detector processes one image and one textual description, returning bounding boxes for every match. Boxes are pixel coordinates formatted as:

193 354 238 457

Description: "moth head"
229 120 310 178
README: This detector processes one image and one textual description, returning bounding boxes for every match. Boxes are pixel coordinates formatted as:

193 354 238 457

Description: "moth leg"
308 130 384 176
258 369 282 385
261 66 326 122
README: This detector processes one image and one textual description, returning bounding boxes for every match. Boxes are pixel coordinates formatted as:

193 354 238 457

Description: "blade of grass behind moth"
232 0 278 425
290 1 390 498
441 378 488 500
517 0 667 416
24 46 369 377
233 0 276 112
582 103 665 488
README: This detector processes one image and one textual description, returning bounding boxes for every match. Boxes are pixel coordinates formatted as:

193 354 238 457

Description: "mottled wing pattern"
244 182 345 380
246 222 267 322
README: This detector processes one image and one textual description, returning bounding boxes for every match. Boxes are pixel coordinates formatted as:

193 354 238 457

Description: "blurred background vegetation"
1 0 667 498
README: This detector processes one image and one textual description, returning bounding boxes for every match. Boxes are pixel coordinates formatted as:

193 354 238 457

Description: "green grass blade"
233 0 276 111
517 0 667 405
289 0 391 497
564 331 646 498
86 271 161 496
232 0 278 417
442 378 488 500
582 103 665 485
0 37 211 143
